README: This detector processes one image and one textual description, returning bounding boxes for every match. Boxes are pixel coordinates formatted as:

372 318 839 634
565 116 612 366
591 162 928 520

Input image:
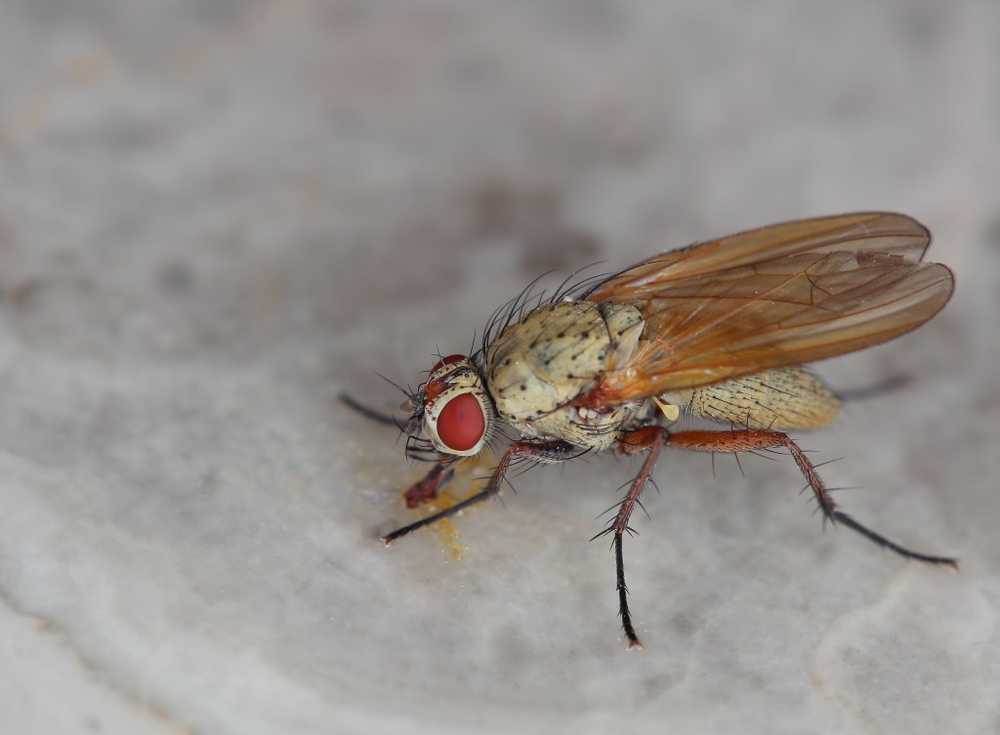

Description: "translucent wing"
584 212 954 401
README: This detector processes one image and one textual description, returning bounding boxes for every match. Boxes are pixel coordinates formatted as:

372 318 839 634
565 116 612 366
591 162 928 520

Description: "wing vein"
584 213 951 400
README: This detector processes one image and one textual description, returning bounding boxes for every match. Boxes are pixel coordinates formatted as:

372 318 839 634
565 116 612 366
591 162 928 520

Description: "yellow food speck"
401 449 498 560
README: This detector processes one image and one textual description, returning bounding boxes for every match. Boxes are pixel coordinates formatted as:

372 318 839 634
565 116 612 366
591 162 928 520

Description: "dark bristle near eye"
473 264 612 363
404 434 444 463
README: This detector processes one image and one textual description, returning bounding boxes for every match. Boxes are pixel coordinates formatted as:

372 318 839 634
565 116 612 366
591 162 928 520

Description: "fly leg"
666 429 958 568
595 426 669 649
381 440 570 545
836 374 911 402
402 462 456 508
339 393 404 428
340 394 452 506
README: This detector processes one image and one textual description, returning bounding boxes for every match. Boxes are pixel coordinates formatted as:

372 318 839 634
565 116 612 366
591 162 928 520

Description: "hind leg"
666 429 957 568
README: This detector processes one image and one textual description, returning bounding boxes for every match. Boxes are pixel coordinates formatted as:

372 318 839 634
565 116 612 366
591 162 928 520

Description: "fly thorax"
485 301 644 423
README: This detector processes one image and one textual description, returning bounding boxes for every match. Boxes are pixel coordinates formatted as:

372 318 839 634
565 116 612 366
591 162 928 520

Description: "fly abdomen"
664 367 841 430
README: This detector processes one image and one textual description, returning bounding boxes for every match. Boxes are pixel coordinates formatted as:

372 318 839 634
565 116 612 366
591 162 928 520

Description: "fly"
345 212 958 648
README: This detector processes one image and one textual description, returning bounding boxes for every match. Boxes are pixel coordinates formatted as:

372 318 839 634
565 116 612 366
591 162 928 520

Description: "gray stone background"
1 1 998 733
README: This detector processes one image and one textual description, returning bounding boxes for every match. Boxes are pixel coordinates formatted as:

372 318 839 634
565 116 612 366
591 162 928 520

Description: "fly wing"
584 212 954 401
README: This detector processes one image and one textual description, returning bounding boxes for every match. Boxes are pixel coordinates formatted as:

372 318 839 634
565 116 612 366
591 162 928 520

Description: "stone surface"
1 2 998 733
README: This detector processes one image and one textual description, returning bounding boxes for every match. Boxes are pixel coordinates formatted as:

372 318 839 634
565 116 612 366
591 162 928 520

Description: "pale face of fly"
408 354 494 458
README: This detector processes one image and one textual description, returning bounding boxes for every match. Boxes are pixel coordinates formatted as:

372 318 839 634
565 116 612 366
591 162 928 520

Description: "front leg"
339 393 405 428
381 440 573 545
402 462 456 508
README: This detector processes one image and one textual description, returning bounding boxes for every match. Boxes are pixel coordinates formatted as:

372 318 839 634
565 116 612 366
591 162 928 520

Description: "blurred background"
1 2 998 734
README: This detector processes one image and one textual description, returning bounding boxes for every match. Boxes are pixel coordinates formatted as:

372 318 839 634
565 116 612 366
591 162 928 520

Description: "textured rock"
1 2 998 733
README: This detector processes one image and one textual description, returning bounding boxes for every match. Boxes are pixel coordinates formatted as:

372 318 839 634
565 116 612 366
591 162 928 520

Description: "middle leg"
596 426 669 649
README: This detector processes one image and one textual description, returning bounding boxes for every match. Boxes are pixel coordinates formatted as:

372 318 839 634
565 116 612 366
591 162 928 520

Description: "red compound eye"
430 354 466 373
436 393 486 452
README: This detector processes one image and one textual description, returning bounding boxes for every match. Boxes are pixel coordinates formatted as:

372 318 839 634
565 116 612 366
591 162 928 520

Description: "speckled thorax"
485 301 645 450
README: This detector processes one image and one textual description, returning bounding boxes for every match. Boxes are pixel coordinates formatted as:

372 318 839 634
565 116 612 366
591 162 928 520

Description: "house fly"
346 212 957 648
